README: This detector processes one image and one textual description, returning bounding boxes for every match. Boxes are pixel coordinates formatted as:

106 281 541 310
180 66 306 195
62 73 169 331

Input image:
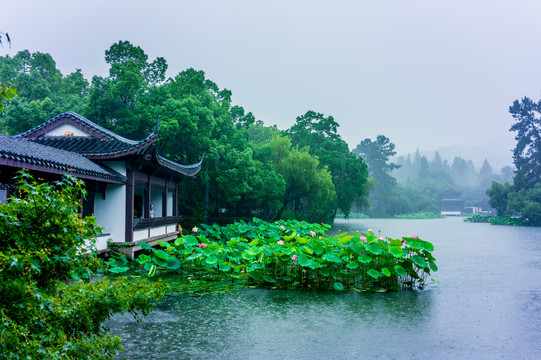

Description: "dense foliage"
107 218 438 292
0 42 370 224
484 96 541 225
0 172 165 359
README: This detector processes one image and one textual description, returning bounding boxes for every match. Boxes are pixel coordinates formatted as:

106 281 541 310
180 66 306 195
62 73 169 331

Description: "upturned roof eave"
155 154 204 178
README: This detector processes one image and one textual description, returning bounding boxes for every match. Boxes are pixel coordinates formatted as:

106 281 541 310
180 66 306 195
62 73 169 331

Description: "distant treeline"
352 137 514 217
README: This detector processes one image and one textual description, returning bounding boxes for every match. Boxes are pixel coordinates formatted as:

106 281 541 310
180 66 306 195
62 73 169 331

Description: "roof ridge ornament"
153 116 161 137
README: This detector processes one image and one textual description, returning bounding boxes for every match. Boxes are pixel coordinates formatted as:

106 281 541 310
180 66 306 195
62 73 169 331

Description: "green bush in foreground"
108 219 438 291
0 171 165 360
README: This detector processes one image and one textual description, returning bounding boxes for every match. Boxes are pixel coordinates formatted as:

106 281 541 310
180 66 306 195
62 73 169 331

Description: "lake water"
107 217 541 359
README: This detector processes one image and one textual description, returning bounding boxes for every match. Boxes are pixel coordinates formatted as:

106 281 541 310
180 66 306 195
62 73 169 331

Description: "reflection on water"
107 217 541 359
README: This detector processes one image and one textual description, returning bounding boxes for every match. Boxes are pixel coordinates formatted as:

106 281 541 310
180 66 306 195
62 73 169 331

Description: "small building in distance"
439 188 464 216
0 112 203 252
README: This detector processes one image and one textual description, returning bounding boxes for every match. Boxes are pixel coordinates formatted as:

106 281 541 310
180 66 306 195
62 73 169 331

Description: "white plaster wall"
93 184 126 249
151 189 162 216
44 123 91 137
134 224 178 241
167 191 173 216
150 226 166 237
103 161 127 176
134 229 149 241
94 234 112 251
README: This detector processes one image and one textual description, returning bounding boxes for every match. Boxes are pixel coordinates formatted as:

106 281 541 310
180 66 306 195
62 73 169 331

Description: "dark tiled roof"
15 112 203 178
29 136 154 158
0 134 126 183
17 112 157 158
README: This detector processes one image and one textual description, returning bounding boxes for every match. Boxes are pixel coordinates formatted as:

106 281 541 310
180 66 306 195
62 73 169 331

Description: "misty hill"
396 136 514 172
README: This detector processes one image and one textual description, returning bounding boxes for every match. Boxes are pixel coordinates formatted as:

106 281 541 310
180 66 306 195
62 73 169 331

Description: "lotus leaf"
390 246 404 257
166 258 182 270
297 254 312 267
201 247 214 256
334 282 345 291
219 262 232 272
367 268 382 279
186 253 203 261
411 255 428 268
148 264 157 277
366 242 384 255
358 255 373 264
311 241 325 255
296 237 310 245
263 275 277 283
319 269 331 277
307 260 323 270
422 241 434 252
139 242 153 250
184 236 198 247
393 265 407 276
136 254 152 264
154 249 170 260
303 246 313 255
322 253 342 263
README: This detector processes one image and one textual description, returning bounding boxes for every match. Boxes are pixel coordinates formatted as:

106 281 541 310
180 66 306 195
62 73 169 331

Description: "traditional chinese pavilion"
439 187 464 216
0 112 203 251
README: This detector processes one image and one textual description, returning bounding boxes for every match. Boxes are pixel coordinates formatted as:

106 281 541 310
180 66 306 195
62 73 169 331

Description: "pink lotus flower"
401 238 406 243
192 226 198 233
368 228 373 233
412 235 419 239
310 231 316 237
360 236 367 242
280 225 285 230
199 243 207 248
379 237 385 241
277 240 284 245
292 255 298 261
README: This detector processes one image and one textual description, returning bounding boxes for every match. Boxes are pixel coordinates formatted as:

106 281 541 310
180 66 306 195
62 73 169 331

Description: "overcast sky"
3 0 541 167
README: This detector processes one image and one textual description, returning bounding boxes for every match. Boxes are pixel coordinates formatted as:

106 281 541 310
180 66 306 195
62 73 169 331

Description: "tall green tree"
0 50 89 134
86 41 167 138
509 97 541 190
353 135 400 215
287 111 369 217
